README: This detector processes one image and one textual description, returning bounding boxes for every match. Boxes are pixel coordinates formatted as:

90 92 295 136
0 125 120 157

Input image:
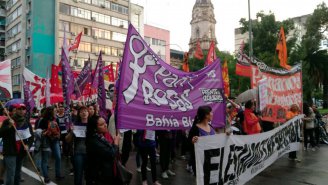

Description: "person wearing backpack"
38 107 63 183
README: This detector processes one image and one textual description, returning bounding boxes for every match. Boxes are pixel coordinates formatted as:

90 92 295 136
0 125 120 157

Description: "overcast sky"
131 0 327 53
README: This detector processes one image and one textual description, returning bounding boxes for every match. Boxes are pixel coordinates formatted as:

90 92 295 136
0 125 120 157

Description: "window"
79 42 91 52
92 12 110 24
11 57 21 68
80 0 91 3
92 0 110 8
83 27 90 35
6 6 22 25
111 3 128 15
111 17 128 28
71 6 91 19
12 75 20 86
111 47 118 56
59 3 70 15
112 32 126 42
6 39 21 52
7 0 19 9
6 23 21 39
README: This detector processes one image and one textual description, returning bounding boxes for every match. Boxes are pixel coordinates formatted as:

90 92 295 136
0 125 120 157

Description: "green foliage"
301 2 328 107
239 11 296 67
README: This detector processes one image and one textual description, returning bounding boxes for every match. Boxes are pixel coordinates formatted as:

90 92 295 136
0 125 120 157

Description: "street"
19 144 328 185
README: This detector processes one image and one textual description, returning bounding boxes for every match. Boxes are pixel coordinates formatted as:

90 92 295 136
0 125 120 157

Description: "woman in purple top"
187 106 215 176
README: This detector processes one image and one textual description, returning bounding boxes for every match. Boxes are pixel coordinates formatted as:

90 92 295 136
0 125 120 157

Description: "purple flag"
116 24 226 130
74 58 92 98
61 46 74 128
23 77 35 114
92 52 107 119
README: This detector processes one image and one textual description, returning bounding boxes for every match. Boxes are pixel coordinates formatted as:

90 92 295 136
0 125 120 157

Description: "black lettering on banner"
203 148 224 185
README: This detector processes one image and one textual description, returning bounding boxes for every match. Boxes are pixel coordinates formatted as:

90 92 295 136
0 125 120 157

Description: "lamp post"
248 0 253 59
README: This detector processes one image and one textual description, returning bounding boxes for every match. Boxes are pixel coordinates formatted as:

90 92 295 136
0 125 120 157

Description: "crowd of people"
0 97 326 185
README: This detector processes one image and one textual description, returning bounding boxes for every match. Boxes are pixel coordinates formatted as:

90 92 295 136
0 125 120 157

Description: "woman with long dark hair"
38 106 62 183
85 116 121 185
65 106 89 185
187 105 215 176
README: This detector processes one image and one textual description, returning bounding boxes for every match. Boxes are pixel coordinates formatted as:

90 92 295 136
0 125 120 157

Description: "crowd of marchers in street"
0 96 326 185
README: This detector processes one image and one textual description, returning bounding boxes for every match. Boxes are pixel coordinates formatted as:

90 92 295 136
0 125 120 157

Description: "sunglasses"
17 107 26 110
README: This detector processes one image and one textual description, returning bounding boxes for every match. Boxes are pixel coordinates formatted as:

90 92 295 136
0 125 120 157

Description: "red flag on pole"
103 63 115 82
69 32 83 51
205 40 217 66
193 40 204 60
50 64 63 94
182 52 190 72
276 26 291 70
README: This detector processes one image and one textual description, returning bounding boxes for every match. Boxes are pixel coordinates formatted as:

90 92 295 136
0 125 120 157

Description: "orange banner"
252 66 302 122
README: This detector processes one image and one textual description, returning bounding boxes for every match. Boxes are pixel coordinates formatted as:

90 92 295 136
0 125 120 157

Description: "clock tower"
189 0 217 54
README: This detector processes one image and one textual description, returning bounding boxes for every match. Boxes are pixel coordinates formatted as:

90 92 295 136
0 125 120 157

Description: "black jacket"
86 133 120 185
0 118 34 156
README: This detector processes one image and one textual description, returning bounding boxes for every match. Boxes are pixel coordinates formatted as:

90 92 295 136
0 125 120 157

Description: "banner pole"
0 102 46 185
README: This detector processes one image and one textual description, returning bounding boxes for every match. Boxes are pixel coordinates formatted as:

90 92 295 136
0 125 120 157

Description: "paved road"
20 144 328 185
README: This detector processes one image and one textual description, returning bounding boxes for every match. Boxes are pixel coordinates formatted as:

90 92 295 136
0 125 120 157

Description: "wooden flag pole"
0 102 46 185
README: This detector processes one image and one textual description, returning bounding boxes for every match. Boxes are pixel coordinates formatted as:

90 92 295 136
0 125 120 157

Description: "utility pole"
248 0 253 59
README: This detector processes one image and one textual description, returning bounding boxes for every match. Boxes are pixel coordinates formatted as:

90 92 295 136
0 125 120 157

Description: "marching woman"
38 106 61 183
243 100 262 135
65 106 89 185
85 116 121 185
188 105 215 176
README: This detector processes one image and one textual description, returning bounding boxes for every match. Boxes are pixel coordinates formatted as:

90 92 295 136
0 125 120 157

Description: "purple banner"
75 59 92 98
116 24 226 130
92 52 107 119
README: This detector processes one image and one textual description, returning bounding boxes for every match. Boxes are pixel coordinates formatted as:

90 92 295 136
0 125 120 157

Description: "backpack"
47 121 60 140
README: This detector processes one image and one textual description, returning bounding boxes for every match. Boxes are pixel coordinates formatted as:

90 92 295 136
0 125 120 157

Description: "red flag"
193 40 204 60
276 26 291 70
103 63 115 82
50 64 63 94
205 40 217 66
182 52 190 72
69 32 83 51
235 63 251 77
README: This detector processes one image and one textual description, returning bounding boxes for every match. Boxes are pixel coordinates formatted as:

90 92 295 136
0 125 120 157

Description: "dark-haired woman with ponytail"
187 105 215 176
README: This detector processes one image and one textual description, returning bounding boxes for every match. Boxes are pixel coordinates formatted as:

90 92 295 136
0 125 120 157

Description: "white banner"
195 115 303 185
258 78 268 111
23 68 46 108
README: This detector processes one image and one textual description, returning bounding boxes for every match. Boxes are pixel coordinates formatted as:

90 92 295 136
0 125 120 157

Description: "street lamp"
161 43 184 52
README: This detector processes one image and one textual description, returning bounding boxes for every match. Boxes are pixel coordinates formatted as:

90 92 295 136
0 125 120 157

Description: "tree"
301 2 328 107
239 11 296 67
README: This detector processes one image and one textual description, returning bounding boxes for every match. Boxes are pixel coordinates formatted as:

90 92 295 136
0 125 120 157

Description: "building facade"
144 24 170 63
189 0 217 54
5 0 143 98
0 0 5 62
